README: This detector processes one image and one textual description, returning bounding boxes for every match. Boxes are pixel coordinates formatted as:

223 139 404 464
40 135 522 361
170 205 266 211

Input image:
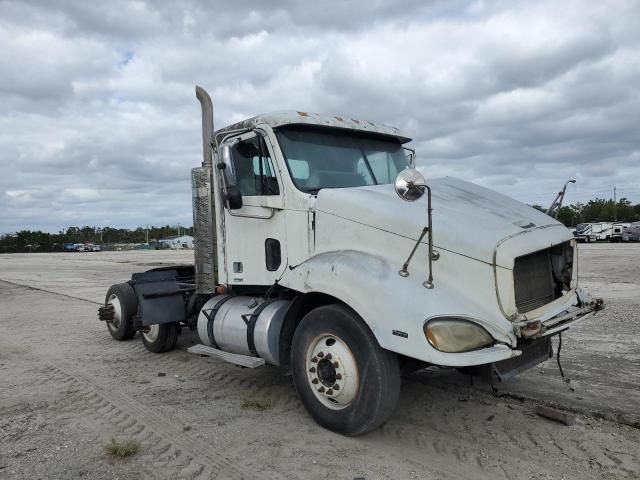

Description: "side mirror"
394 168 426 202
395 168 435 289
226 185 243 210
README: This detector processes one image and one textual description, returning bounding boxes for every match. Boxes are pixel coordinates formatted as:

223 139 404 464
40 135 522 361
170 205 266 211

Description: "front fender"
283 250 386 330
280 248 518 366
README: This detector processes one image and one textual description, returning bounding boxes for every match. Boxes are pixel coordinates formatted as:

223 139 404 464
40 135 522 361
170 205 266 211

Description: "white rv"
575 222 615 242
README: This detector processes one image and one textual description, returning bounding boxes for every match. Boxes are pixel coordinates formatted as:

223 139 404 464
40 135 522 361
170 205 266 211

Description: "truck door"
221 131 287 286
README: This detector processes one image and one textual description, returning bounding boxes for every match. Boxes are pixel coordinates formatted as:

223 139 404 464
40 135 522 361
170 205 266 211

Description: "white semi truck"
99 86 603 435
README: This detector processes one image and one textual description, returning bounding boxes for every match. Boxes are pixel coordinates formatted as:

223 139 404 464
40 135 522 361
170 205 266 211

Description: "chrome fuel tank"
197 296 289 366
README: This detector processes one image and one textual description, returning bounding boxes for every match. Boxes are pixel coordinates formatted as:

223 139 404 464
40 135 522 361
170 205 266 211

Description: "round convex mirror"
394 168 426 201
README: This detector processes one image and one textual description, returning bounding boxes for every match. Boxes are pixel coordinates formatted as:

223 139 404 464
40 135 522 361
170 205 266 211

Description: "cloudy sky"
1 0 639 233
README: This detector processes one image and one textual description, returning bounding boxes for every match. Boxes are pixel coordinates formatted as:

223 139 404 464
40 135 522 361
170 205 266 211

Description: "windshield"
576 223 589 233
276 126 409 194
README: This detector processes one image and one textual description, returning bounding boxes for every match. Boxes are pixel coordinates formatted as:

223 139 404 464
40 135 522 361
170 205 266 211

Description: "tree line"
1 198 639 253
0 225 194 253
532 197 640 227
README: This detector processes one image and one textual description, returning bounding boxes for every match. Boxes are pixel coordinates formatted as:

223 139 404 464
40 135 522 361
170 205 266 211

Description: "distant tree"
2 192 640 254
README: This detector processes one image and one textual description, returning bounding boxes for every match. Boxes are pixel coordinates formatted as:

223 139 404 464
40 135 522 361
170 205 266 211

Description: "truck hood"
315 176 567 267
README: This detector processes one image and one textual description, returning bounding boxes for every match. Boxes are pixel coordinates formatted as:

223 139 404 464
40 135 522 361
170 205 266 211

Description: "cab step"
187 344 265 368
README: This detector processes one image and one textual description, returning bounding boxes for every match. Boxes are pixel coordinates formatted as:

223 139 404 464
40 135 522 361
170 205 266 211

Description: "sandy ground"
0 245 639 479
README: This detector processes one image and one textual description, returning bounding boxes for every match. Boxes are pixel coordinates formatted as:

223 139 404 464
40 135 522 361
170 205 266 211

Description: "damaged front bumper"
479 289 604 382
514 288 604 339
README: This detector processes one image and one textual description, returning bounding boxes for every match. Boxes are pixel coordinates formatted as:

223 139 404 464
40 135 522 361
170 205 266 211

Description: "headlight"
424 318 494 353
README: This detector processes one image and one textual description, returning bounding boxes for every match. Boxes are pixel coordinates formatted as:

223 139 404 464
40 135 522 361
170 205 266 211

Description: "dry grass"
240 399 272 411
105 438 141 458
176 352 191 362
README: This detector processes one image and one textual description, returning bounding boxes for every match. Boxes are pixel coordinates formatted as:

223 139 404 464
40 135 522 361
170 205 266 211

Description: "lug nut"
312 378 319 384
333 384 340 390
326 389 333 395
309 367 316 373
325 353 332 360
332 361 339 368
318 386 325 393
317 352 324 358
311 357 318 363
335 373 342 380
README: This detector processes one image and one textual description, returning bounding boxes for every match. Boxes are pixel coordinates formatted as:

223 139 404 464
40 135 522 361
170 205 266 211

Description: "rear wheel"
141 322 180 353
291 304 400 436
104 283 137 341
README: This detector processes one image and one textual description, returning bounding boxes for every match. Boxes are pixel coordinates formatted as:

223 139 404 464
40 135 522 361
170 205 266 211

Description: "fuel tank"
196 295 289 366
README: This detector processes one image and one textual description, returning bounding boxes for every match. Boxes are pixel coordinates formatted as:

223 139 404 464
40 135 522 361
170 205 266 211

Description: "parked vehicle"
575 222 615 242
622 222 640 242
75 243 101 252
612 223 631 242
98 86 603 435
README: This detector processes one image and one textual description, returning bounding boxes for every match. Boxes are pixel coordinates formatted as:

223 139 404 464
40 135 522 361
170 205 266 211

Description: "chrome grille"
513 248 554 313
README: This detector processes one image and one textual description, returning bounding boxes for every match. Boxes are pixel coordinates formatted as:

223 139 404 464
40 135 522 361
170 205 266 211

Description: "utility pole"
178 223 181 237
614 186 617 221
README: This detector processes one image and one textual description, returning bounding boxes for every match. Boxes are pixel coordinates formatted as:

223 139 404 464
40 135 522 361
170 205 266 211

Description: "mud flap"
484 337 552 383
131 270 188 327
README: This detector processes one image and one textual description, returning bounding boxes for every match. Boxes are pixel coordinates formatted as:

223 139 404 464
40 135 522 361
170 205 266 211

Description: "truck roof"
215 110 412 144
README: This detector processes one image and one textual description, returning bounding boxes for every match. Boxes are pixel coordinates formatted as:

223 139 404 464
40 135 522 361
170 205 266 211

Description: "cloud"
0 0 639 233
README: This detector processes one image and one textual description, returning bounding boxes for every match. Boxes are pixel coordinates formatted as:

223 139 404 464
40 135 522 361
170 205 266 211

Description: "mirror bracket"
403 147 416 168
394 168 435 289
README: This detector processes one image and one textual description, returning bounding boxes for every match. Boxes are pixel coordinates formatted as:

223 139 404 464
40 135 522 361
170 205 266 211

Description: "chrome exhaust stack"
196 86 214 168
192 86 217 293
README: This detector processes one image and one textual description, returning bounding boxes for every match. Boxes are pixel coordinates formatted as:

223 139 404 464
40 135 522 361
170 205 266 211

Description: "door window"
229 135 279 196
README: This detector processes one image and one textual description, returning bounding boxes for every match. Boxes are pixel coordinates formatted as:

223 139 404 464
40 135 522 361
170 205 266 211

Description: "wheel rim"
142 324 160 343
305 334 359 410
107 294 123 331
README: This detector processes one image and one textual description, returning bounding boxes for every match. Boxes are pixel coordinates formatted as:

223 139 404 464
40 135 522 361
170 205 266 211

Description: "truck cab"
213 112 411 288
99 86 603 436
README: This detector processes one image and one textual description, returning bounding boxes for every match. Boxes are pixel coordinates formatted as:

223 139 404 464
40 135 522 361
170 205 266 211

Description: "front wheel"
291 304 400 436
141 322 180 353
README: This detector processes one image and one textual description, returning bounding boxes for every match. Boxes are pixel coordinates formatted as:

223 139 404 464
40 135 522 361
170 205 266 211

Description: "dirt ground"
0 244 639 480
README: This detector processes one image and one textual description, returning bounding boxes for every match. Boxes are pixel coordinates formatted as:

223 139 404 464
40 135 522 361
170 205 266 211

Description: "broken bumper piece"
516 296 604 339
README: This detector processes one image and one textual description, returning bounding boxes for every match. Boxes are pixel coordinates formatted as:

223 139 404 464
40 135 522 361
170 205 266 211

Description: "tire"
141 322 180 353
104 283 137 341
291 304 400 436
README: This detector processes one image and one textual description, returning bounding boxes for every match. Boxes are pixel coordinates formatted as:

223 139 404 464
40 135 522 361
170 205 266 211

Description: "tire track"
377 421 495 477
4 279 640 479
25 332 639 479
0 336 280 480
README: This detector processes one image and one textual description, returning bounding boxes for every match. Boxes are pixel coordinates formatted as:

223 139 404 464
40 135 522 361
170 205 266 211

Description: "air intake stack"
192 86 217 294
